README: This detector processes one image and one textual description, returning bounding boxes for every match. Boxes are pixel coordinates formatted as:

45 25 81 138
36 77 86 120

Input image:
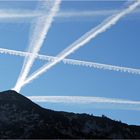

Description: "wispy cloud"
0 47 140 75
27 96 140 105
57 9 140 18
0 8 139 23
0 9 41 19
57 10 117 18
27 96 140 110
0 8 139 21
21 0 140 88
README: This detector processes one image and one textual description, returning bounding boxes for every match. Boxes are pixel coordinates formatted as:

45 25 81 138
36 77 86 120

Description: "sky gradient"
0 0 140 125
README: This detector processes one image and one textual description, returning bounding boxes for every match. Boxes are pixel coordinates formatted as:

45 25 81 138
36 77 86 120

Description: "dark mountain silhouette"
0 90 140 139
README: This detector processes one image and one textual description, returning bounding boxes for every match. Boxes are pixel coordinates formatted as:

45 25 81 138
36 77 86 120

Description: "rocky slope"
0 90 139 139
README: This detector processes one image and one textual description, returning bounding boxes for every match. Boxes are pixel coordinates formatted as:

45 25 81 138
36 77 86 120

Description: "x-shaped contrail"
21 0 140 87
0 1 140 109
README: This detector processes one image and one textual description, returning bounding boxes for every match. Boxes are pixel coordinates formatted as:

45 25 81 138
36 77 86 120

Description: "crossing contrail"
14 0 61 92
0 47 140 75
0 8 139 20
27 96 140 110
21 0 140 88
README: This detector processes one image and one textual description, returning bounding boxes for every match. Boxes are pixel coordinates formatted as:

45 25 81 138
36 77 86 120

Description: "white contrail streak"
57 9 140 18
22 0 140 87
0 9 42 19
0 47 140 75
27 96 140 105
14 0 61 92
28 96 140 111
0 8 139 20
27 96 140 110
0 8 139 22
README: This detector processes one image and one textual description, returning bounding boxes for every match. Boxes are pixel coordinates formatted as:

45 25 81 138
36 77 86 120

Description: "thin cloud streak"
0 9 42 19
57 10 117 18
27 96 140 105
27 96 140 111
14 0 61 92
22 0 140 87
0 8 139 20
27 96 140 110
0 47 140 75
57 9 140 18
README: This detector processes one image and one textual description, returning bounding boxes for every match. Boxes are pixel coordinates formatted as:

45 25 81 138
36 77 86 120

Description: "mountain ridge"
0 90 139 139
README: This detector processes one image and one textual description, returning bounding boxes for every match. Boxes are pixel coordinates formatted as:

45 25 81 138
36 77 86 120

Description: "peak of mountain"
0 90 139 139
0 90 25 100
0 90 41 111
0 90 19 96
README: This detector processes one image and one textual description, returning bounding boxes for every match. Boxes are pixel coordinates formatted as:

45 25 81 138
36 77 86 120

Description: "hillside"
0 90 139 139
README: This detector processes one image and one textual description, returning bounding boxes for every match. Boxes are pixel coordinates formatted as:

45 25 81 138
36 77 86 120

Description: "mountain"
0 90 140 139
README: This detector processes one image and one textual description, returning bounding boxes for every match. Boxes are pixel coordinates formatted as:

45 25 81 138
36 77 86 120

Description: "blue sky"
0 0 140 125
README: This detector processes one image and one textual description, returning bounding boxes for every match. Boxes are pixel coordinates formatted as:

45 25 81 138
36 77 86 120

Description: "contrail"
0 9 42 19
27 96 140 110
0 8 139 20
0 7 139 21
14 0 61 92
27 96 140 105
21 0 140 87
57 9 140 18
0 47 140 75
